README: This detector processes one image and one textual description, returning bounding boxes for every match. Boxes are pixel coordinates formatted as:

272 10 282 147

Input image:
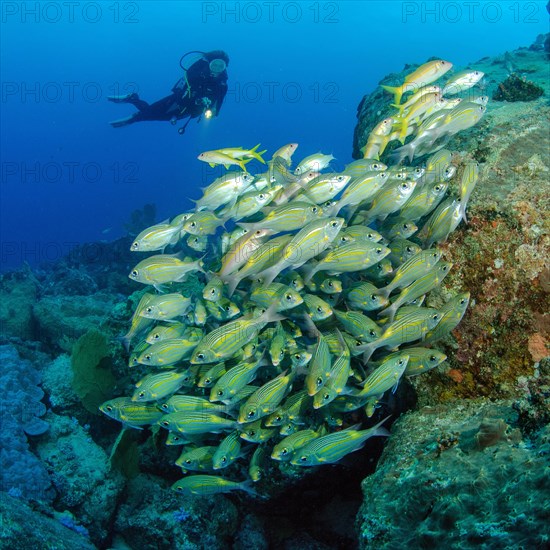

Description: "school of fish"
101 59 485 497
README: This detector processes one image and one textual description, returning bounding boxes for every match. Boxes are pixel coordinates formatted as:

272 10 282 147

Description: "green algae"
71 329 116 414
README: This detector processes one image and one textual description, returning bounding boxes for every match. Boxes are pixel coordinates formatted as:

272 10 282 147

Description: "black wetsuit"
110 56 228 127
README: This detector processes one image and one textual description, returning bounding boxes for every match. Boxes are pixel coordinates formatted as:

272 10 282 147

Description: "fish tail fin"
381 84 403 105
238 158 253 172
258 302 286 324
377 303 397 323
117 334 132 353
239 480 262 497
225 274 243 297
301 262 319 284
360 343 375 364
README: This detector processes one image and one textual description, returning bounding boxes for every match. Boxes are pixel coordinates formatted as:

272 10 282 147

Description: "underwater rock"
493 73 544 102
0 267 39 341
0 492 97 550
35 413 125 546
33 292 120 351
41 353 81 414
355 399 550 548
113 473 239 549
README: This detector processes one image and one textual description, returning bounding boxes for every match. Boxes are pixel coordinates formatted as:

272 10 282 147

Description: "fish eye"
185 459 192 465
225 305 232 312
217 390 224 396
376 247 383 254
311 206 318 213
460 298 466 304
370 294 377 300
259 194 266 200
138 391 145 398
430 355 437 362
255 230 263 235
204 378 211 385
106 405 113 412
153 334 160 340
221 457 227 464
176 486 183 492
276 415 282 422
330 221 339 227
398 359 404 365
197 353 205 360
328 281 334 288
162 420 170 427
285 293 293 301
406 246 413 253
131 270 138 277
403 223 409 229
316 306 323 313
369 330 377 337
131 242 138 250
249 430 256 436
145 354 151 361
190 221 196 227
281 448 288 455
210 289 216 295
161 404 168 410
247 410 255 418
316 377 323 386
323 393 330 401
401 182 409 189
294 354 301 360
146 307 152 313
432 314 440 320
337 176 345 181
373 163 380 169
299 456 307 462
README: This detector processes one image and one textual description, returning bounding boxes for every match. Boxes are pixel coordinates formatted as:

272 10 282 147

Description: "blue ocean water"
1 0 547 271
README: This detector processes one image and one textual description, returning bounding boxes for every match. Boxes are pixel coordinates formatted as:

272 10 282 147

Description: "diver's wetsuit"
109 52 228 128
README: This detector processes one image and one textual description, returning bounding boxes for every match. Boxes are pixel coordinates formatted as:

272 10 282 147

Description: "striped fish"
375 347 447 377
379 249 442 298
145 322 187 345
138 293 191 321
354 355 409 398
346 282 389 312
225 234 293 296
213 431 243 470
130 221 182 252
159 395 233 415
129 254 203 286
137 331 203 367
422 197 462 247
209 357 264 403
378 261 452 321
191 307 282 364
334 171 389 212
333 310 382 343
459 162 479 223
305 332 332 396
172 475 256 496
238 370 294 423
294 173 351 204
183 211 225 236
399 181 448 221
259 217 345 286
249 446 266 482
424 292 470 344
99 397 164 428
239 201 325 233
239 419 277 443
158 411 237 435
313 343 351 409
218 228 272 278
271 429 321 461
121 292 156 351
359 179 417 222
175 446 216 471
358 308 442 362
131 370 191 402
303 241 390 282
290 418 390 466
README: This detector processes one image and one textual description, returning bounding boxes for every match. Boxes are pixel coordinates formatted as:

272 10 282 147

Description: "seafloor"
1 36 549 550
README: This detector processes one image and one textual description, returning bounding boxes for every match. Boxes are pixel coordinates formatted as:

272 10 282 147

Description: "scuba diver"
108 50 229 134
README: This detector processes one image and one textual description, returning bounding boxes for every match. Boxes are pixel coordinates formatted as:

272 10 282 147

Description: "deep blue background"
1 1 548 270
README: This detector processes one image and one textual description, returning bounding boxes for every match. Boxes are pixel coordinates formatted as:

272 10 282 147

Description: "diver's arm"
212 81 228 116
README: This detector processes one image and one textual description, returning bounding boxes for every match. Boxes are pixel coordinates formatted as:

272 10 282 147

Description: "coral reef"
35 413 125 545
355 399 550 549
71 329 116 414
113 474 239 549
493 73 544 102
0 345 52 502
0 492 96 550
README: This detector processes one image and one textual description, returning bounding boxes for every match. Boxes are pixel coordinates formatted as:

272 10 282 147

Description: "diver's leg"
107 93 150 111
